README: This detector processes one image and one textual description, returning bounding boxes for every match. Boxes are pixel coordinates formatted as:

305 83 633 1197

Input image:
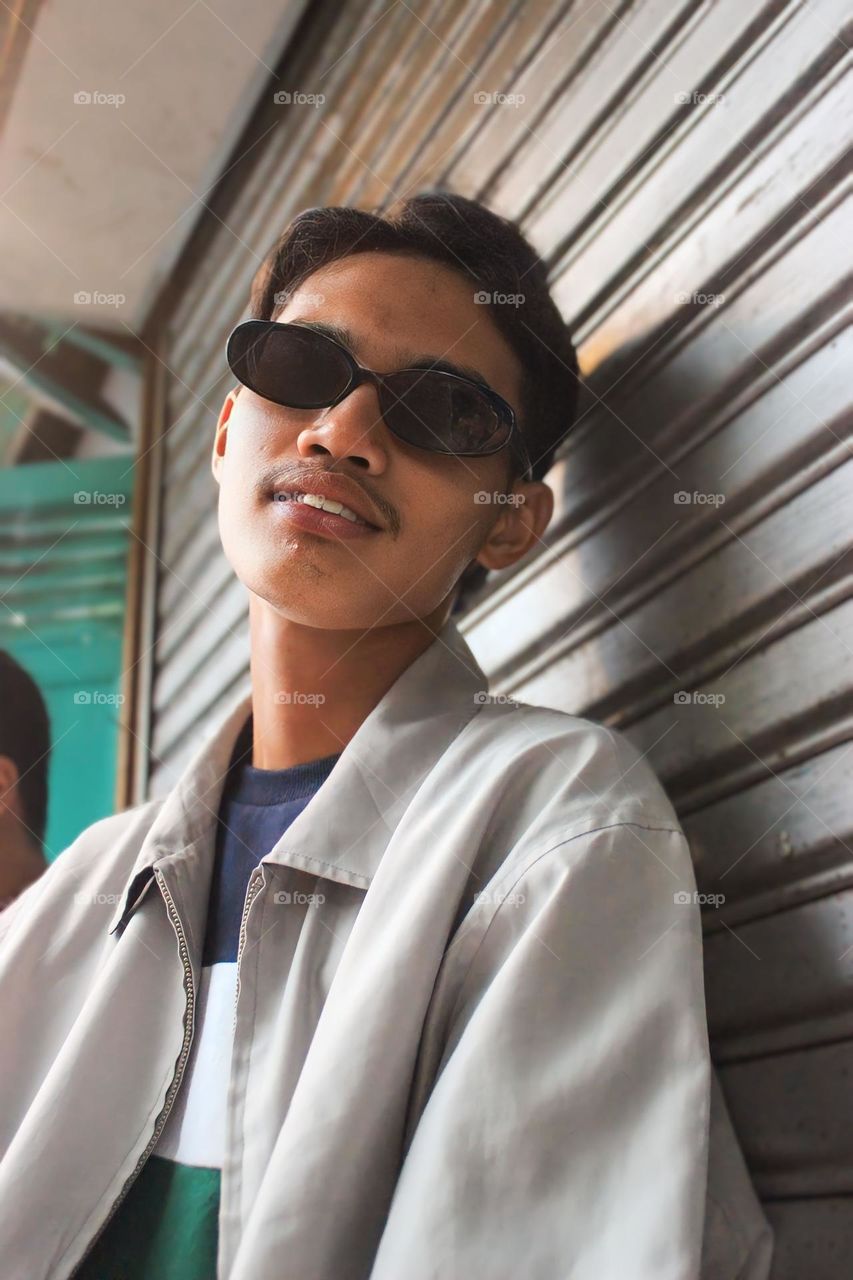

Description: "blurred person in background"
0 650 49 910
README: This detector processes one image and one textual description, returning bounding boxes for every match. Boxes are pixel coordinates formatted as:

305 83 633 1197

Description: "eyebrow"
287 318 493 388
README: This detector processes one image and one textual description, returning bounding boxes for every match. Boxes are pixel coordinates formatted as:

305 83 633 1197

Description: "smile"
269 491 382 542
274 491 368 526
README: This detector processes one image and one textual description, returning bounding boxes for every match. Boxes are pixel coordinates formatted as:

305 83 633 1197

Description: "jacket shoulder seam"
470 817 687 929
442 820 688 1030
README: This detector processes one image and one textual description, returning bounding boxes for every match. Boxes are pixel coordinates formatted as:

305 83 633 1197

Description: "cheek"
215 480 251 580
215 414 289 518
399 476 494 583
228 398 297 463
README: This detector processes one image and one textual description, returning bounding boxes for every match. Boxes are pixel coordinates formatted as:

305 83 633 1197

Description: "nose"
295 382 390 473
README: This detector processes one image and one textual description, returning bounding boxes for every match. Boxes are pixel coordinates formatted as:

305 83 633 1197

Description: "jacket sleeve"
368 821 711 1280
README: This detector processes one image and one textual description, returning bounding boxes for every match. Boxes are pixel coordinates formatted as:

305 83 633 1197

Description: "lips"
269 493 380 542
273 491 366 525
269 474 384 530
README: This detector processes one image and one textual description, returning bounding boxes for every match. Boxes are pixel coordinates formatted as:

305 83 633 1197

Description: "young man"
0 192 771 1279
0 649 49 909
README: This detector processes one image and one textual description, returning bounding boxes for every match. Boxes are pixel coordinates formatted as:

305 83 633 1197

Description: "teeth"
274 492 364 524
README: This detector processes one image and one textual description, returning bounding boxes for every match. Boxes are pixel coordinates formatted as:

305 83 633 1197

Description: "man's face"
212 250 550 630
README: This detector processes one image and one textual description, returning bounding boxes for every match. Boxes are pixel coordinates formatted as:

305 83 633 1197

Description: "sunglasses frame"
226 319 533 482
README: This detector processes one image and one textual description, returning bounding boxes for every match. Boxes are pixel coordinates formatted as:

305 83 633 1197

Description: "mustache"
258 461 400 535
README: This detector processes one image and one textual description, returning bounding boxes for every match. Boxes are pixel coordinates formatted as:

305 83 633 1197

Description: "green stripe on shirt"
75 1155 220 1280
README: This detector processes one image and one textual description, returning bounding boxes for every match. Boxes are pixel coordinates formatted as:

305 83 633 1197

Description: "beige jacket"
0 616 772 1279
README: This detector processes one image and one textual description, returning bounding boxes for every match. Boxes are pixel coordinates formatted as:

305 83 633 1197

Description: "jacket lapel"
108 616 490 933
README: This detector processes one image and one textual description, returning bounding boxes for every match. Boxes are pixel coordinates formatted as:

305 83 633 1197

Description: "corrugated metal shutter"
140 2 853 1271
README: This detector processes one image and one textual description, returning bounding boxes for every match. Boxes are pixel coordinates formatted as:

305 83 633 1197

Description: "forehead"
275 250 523 411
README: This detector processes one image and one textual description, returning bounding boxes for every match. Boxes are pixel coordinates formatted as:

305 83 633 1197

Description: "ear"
475 480 554 573
0 755 21 819
212 388 239 485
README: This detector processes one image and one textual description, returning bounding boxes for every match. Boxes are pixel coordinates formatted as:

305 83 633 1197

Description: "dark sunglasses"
226 320 532 480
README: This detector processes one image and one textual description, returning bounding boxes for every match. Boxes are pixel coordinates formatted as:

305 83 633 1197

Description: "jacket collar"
108 616 488 936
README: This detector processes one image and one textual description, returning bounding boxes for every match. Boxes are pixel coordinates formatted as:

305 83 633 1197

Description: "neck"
0 820 46 907
247 596 455 770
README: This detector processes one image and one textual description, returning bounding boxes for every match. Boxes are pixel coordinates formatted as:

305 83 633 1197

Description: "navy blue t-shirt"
203 713 341 965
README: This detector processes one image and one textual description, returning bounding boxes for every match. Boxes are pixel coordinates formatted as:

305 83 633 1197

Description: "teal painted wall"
0 455 134 859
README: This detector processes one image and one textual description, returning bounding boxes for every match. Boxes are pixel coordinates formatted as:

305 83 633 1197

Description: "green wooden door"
0 455 134 859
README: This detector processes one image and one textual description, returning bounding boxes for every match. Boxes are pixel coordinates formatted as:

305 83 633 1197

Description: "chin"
223 528 449 628
244 572 385 631
253 578 442 632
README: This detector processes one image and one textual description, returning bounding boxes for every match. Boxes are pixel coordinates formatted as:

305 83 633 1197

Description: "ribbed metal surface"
143 2 853 1268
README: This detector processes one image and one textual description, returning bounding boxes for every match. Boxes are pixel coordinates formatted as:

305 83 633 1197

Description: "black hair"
0 650 50 849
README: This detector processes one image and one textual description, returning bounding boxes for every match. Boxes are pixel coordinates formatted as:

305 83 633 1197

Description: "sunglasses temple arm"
515 434 534 483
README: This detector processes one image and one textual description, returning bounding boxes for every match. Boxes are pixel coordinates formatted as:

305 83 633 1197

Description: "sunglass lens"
382 371 510 456
227 322 351 408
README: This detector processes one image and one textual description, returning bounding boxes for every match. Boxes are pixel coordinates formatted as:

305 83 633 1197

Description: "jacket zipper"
235 866 265 1008
213 864 265 1276
67 867 196 1278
